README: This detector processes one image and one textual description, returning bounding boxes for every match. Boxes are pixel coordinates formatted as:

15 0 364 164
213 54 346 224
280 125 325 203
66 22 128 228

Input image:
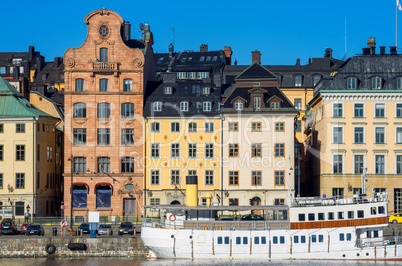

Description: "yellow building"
0 77 60 219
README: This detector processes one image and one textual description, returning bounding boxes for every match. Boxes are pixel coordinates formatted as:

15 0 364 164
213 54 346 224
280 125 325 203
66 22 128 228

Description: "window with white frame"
354 127 364 144
235 102 243 110
333 127 343 144
73 102 87 118
188 122 197 132
333 103 343 117
121 103 135 118
333 155 343 174
313 75 321 86
397 128 402 143
205 143 214 159
372 77 382 89
171 143 180 158
123 79 132 92
354 103 364 118
203 87 210 94
170 170 180 186
153 102 162 112
164 87 172 94
397 155 402 174
121 157 134 173
375 103 385 118
375 155 385 174
151 169 160 185
75 79 84 92
294 75 302 87
121 128 134 145
203 102 211 112
177 72 188 79
171 122 180 132
99 78 108 92
97 103 110 118
73 128 86 145
188 143 197 158
180 101 189 111
294 98 302 110
97 128 110 145
205 170 214 185
205 122 214 133
354 155 364 174
397 104 402 118
150 122 160 133
151 143 160 158
189 72 196 79
347 77 357 89
197 72 209 79
375 127 385 144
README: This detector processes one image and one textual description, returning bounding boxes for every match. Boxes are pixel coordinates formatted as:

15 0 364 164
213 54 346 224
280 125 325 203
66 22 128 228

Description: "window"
354 103 364 118
275 122 284 132
205 122 214 133
347 233 352 241
188 122 197 132
121 157 134 173
75 79 84 92
99 79 108 92
275 143 285 157
294 98 302 110
180 102 189 111
16 124 25 133
170 170 180 186
254 237 259 245
397 128 402 143
338 211 345 219
235 102 243 110
15 173 25 189
164 87 172 94
375 103 385 118
97 157 110 173
121 103 135 118
339 233 345 241
313 75 321 86
229 144 239 157
203 102 211 112
295 75 302 86
73 103 87 118
217 237 223 245
308 213 315 221
97 128 110 145
206 56 211 62
294 236 299 244
354 127 364 144
189 72 196 79
151 169 160 185
372 77 382 89
299 214 305 221
97 103 110 118
171 122 180 132
328 212 335 220
397 155 402 174
16 145 25 161
354 155 364 174
73 157 86 173
121 128 134 145
177 72 188 79
295 143 301 155
203 87 210 94
252 144 262 157
358 210 364 218
254 97 261 111
398 77 402 89
271 102 279 109
333 155 343 174
375 155 385 174
275 171 285 185
274 198 285 205
229 171 239 185
188 169 197 176
375 127 385 144
197 72 209 79
333 188 344 198
318 213 325 220
0 123 3 133
333 103 343 117
0 173 2 188
273 236 278 244
151 143 160 158
229 122 238 131
0 145 2 161
347 77 357 89
252 171 262 186
333 127 343 144
205 170 214 185
397 104 402 117
252 122 261 131
188 143 197 158
150 198 160 205
150 122 160 133
123 79 132 92
0 67 5 74
295 120 301 132
205 143 214 159
100 48 108 62
348 211 354 219
171 143 180 158
73 128 86 145
153 102 162 112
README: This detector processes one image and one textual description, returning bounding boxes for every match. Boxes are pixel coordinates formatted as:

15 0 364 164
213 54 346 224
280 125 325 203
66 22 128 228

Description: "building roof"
235 63 277 80
0 77 56 119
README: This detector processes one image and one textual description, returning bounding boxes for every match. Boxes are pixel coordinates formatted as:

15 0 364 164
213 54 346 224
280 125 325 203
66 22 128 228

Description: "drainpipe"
220 114 224 206
33 117 37 218
144 118 147 217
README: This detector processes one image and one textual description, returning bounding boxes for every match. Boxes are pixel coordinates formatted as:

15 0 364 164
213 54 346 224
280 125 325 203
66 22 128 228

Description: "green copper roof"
0 77 57 119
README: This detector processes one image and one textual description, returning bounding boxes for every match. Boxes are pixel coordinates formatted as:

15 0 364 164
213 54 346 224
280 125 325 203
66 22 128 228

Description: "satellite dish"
139 23 144 31
125 183 134 190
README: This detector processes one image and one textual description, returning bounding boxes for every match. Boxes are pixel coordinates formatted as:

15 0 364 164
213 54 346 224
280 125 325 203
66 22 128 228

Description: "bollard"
52 228 57 236
80 229 83 236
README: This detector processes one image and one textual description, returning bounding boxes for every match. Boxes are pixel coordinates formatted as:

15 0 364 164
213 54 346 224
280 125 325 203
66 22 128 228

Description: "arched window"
294 75 302 87
121 157 134 173
73 102 86 118
97 102 110 118
313 75 321 86
347 77 357 89
99 78 108 92
121 103 134 118
96 184 112 208
171 200 181 205
72 184 88 208
123 79 132 92
75 79 84 92
100 48 108 62
372 76 382 89
97 157 110 173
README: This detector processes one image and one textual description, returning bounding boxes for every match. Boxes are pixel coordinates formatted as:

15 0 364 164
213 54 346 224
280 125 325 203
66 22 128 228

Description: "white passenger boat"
141 177 402 260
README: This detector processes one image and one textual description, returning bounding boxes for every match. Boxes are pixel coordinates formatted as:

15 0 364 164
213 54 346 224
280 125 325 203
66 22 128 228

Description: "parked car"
389 213 402 224
1 219 17 235
218 217 235 221
118 222 135 235
20 223 33 234
26 224 45 236
240 214 264 221
98 224 113 236
78 223 90 234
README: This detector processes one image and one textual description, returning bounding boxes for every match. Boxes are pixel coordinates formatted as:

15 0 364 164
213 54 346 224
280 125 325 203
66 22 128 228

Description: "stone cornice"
321 92 402 102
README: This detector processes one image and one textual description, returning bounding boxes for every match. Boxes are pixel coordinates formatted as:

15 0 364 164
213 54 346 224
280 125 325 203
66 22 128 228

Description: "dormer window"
235 103 243 110
153 102 162 112
203 102 211 112
372 77 382 89
254 96 261 111
203 87 210 95
253 82 260 87
181 58 186 62
295 75 302 87
177 72 188 79
271 102 280 109
313 75 321 86
212 56 218 61
197 72 209 79
200 56 205 62
180 101 189 112
206 56 211 62
165 87 172 94
347 77 357 89
189 72 196 79
397 77 402 89
157 57 164 64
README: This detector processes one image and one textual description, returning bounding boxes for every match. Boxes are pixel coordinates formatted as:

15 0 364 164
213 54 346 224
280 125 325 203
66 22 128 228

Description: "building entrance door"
395 189 402 213
123 198 136 216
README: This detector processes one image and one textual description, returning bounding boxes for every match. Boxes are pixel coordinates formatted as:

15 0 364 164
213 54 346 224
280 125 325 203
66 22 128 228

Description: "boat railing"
356 235 402 248
142 217 290 231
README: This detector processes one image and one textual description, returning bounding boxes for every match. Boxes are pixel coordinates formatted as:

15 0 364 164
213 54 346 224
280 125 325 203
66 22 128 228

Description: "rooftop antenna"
170 27 176 46
345 17 347 58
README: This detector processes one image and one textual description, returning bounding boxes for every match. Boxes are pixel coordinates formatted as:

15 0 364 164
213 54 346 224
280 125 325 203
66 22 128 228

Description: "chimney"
251 49 261 64
380 46 386 55
296 58 300 66
54 57 61 67
367 37 376 48
370 46 376 55
29 46 35 61
224 46 233 65
169 43 174 58
324 48 333 58
362 48 370 55
390 46 397 55
200 44 208 52
123 21 131 41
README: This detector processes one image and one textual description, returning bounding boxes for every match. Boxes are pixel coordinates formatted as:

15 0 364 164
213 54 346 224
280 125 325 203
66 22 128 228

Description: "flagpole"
397 0 398 47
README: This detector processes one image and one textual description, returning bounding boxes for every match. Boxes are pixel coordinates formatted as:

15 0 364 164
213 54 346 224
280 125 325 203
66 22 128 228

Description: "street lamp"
67 155 73 230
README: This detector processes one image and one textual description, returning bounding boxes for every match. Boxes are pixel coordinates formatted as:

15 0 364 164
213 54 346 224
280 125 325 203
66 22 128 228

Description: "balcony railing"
92 62 119 71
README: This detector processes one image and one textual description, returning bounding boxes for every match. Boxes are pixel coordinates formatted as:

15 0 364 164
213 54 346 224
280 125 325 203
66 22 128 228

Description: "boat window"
311 235 317 243
328 212 334 220
225 236 229 244
254 237 259 244
301 236 306 243
236 237 241 245
273 236 278 244
294 235 299 243
339 233 345 241
243 237 248 244
298 213 305 221
217 237 222 244
358 210 364 218
346 233 352 241
367 231 371 238
348 211 354 219
318 213 325 220
338 211 345 219
371 207 377 215
280 236 285 244
374 231 379 237
261 237 266 244
308 213 315 221
378 206 385 214
319 235 324 242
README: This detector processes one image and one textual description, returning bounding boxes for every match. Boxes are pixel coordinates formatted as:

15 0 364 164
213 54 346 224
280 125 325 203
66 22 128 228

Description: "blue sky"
1 0 401 65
